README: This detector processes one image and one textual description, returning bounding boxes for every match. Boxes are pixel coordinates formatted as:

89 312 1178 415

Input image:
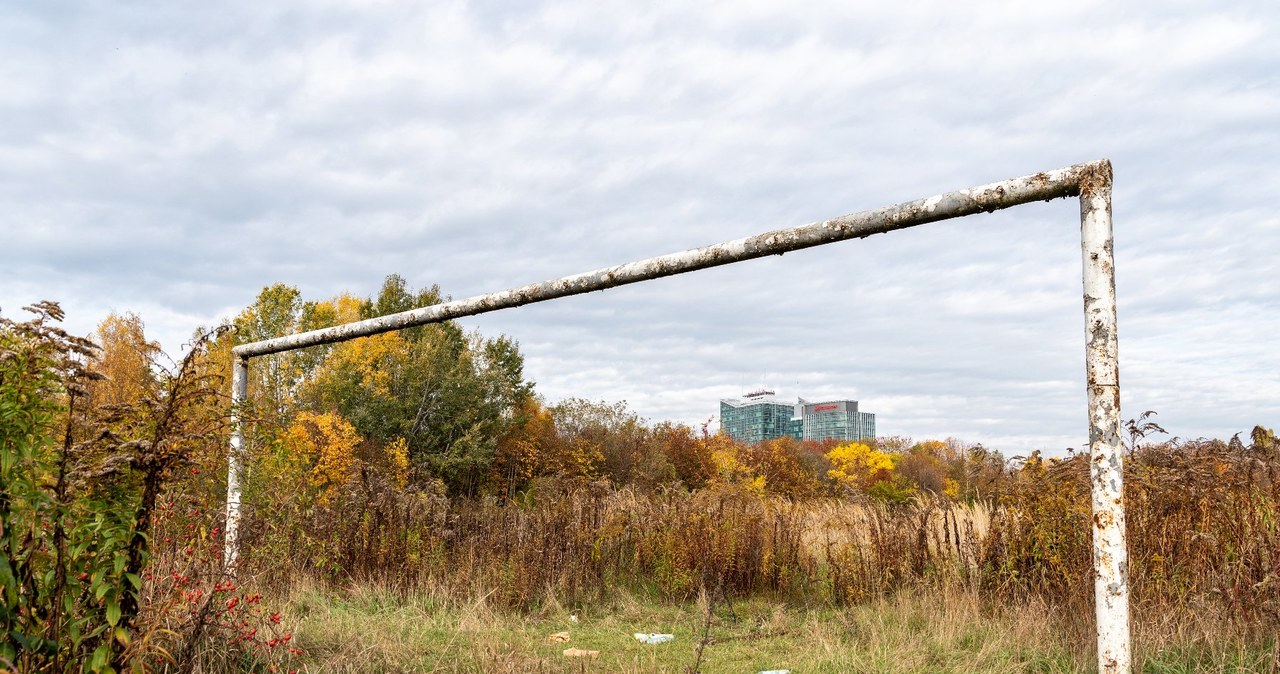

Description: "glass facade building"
800 400 876 442
720 392 876 444
719 391 795 444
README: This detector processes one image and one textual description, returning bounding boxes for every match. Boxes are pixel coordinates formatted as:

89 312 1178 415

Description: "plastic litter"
758 670 791 674
563 647 599 657
633 633 674 644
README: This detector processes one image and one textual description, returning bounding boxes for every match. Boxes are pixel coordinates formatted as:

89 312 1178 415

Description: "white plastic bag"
633 633 674 644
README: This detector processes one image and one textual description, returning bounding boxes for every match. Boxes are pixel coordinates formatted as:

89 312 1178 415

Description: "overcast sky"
3 0 1276 453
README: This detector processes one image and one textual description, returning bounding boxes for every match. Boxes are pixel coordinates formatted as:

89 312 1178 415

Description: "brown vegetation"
4 292 1277 671
233 437 1280 623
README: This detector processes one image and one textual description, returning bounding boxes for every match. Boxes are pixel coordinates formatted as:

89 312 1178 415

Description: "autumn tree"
271 410 408 506
896 439 961 497
292 292 364 377
218 275 533 495
547 398 650 485
299 275 534 495
744 436 820 497
86 311 160 409
705 433 764 493
825 441 914 500
490 398 557 496
234 283 305 423
651 421 714 489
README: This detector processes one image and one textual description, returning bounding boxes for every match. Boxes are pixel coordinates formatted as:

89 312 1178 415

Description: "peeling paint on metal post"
1079 160 1129 673
222 159 1130 672
223 357 248 575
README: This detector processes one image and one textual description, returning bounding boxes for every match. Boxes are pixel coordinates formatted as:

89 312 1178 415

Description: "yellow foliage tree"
281 411 363 504
303 293 364 328
706 434 766 494
87 312 160 408
558 437 605 479
293 292 366 376
826 442 902 495
748 437 819 497
491 398 557 495
317 332 410 398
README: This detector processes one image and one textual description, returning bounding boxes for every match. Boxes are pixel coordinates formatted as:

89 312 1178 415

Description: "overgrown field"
276 581 1278 673
3 293 1279 672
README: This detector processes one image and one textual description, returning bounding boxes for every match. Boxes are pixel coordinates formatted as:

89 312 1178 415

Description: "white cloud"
2 0 1276 453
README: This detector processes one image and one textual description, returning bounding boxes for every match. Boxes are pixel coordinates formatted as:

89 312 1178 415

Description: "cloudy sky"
3 0 1276 452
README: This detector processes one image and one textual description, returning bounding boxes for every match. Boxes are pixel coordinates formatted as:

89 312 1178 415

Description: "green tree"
300 276 533 494
234 283 304 423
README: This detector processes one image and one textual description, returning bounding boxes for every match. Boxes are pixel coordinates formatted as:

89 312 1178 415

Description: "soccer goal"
223 160 1128 672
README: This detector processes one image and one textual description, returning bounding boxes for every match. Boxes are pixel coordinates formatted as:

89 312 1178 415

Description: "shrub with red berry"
136 498 304 672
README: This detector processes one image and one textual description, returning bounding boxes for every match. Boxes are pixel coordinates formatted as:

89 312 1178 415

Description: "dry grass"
241 442 1280 617
270 579 1276 673
279 579 1072 673
240 483 1007 608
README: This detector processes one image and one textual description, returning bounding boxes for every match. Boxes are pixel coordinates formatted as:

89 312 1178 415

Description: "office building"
719 390 795 444
799 399 876 442
719 392 876 444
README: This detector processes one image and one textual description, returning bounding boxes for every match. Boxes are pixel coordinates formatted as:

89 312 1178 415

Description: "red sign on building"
813 404 838 411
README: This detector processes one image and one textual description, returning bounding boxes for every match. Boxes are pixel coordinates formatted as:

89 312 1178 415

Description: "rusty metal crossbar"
224 159 1128 671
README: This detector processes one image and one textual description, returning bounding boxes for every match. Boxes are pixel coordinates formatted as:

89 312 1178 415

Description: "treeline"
21 274 1280 515
196 275 1008 503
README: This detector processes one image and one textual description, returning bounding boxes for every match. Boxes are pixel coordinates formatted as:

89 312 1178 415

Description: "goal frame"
224 159 1128 672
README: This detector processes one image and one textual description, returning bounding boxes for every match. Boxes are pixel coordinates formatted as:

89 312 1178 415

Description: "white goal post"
224 159 1128 672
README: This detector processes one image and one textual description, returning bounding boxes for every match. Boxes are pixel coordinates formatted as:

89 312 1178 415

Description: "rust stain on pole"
1079 160 1129 673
